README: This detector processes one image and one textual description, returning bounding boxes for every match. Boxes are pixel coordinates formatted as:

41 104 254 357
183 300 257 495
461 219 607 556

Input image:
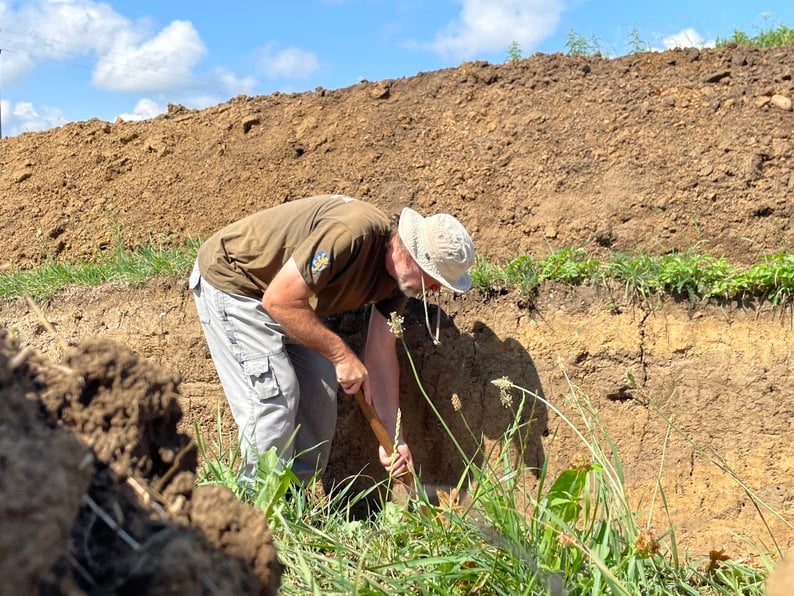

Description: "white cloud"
429 0 565 60
0 99 66 136
21 0 134 56
0 48 37 86
0 2 262 135
212 67 257 96
92 20 207 93
113 65 257 123
257 44 320 80
116 98 164 122
1 1 206 93
661 28 715 50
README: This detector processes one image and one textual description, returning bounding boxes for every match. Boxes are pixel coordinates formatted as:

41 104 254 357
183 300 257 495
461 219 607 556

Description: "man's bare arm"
364 307 413 476
363 307 400 430
262 257 367 394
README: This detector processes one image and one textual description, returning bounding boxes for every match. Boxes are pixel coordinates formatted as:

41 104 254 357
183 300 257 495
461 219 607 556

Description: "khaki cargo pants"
189 262 338 484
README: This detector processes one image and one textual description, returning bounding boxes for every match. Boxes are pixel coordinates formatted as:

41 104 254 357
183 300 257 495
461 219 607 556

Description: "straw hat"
397 207 475 293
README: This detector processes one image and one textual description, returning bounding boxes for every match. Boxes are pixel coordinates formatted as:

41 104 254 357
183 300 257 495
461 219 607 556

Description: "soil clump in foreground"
0 44 792 590
0 330 281 594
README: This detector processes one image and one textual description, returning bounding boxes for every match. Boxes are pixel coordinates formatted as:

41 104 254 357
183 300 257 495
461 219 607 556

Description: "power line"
0 29 207 87
0 29 252 97
3 46 221 94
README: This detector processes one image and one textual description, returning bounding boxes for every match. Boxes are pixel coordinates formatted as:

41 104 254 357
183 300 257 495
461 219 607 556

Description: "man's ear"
395 242 413 269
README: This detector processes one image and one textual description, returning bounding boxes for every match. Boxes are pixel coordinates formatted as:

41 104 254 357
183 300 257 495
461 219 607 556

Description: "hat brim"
398 207 472 293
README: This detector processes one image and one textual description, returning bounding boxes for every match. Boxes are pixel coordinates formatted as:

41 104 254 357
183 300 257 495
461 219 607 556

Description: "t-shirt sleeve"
291 221 355 293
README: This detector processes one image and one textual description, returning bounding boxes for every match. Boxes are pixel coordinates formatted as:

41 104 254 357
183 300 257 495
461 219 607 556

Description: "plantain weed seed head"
491 376 514 408
387 311 405 338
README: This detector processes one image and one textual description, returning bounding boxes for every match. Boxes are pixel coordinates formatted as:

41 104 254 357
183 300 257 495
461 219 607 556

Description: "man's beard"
397 272 421 299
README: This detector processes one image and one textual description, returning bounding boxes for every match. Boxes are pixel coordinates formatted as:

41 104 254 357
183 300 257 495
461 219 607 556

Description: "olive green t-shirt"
197 195 405 317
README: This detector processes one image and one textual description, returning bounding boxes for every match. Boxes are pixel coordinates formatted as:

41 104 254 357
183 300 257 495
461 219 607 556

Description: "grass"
195 328 784 594
0 237 200 300
471 249 794 306
2 240 791 308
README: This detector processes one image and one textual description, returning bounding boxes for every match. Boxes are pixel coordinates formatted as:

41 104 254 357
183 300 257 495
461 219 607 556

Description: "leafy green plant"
732 252 794 304
566 29 602 56
626 26 651 53
469 254 510 290
504 254 540 292
656 251 735 301
716 15 794 48
506 40 522 62
538 247 600 284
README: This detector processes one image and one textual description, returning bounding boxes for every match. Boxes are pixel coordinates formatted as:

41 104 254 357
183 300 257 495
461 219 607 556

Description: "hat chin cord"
421 275 441 346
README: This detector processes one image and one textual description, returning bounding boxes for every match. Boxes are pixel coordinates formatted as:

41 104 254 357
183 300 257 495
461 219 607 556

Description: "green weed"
626 26 651 53
506 40 523 62
538 247 600 284
566 29 603 57
716 15 794 48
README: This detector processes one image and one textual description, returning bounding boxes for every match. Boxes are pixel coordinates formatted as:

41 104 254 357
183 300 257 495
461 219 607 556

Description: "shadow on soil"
327 299 548 502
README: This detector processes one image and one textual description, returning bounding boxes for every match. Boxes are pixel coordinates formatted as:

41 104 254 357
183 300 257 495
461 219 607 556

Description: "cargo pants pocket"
241 353 295 457
243 355 281 401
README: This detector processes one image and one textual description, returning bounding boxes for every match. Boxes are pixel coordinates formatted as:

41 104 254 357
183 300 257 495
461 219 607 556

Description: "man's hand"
334 351 367 395
379 442 414 479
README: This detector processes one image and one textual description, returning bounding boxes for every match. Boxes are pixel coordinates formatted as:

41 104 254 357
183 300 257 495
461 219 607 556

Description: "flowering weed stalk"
389 311 469 464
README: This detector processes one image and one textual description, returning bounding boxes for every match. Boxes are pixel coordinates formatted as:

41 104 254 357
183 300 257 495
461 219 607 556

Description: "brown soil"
1 44 793 589
1 332 281 594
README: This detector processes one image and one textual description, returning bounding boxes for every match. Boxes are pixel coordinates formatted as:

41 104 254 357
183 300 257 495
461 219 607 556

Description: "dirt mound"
0 333 92 592
0 46 791 270
0 332 280 594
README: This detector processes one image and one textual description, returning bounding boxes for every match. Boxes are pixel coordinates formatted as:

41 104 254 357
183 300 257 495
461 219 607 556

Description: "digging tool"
353 388 414 487
352 389 474 509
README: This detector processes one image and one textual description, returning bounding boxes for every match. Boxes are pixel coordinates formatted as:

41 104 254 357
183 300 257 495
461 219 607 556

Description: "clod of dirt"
0 333 93 594
190 486 282 593
767 550 794 596
0 332 281 594
38 337 195 488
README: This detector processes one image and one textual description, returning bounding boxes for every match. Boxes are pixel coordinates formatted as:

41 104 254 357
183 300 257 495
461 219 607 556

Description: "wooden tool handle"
353 389 414 487
353 389 395 456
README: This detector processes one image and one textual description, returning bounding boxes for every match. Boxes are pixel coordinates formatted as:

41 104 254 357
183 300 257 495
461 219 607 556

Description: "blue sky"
0 1 791 136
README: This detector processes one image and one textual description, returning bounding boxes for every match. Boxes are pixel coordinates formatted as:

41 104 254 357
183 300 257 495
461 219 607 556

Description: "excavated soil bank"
3 279 792 562
0 45 792 587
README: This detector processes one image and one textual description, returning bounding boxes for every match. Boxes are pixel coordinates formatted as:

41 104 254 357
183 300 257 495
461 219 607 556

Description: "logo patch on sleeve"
311 251 330 273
